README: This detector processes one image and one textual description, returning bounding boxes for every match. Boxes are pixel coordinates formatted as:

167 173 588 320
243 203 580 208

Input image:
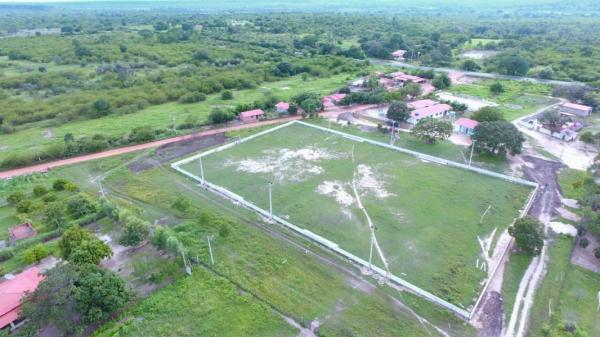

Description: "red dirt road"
0 116 301 179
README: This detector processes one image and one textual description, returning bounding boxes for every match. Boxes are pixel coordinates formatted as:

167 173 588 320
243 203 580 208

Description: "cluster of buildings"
1 223 43 331
524 102 592 142
349 71 435 96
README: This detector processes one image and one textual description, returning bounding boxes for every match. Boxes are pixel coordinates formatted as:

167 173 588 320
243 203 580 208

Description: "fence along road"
172 120 538 320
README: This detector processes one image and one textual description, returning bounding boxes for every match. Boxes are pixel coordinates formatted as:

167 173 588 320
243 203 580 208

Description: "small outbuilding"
391 50 407 61
455 117 479 136
0 267 44 330
8 223 37 243
239 109 265 122
560 102 592 117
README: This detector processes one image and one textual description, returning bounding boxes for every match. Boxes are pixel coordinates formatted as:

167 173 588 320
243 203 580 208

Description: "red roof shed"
0 267 44 329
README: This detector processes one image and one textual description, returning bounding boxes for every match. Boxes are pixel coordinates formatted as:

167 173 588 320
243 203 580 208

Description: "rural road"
0 104 377 180
371 59 587 87
0 116 300 179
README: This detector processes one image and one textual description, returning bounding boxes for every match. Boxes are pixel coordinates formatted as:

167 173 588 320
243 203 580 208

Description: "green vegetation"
528 236 600 337
558 169 592 201
180 122 531 305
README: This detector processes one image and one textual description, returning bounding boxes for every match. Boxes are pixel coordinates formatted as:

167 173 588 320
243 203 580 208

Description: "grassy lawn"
55 151 473 337
448 79 557 121
180 122 532 306
0 73 349 160
93 268 298 337
529 236 600 337
558 168 592 201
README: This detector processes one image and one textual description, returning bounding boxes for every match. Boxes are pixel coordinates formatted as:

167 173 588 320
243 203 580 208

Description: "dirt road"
0 116 301 179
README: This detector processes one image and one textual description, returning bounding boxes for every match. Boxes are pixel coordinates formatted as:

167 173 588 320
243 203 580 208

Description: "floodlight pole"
207 236 214 265
268 181 273 219
469 140 476 167
199 157 205 184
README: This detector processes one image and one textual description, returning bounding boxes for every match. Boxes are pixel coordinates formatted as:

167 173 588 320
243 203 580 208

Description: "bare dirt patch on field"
128 133 227 172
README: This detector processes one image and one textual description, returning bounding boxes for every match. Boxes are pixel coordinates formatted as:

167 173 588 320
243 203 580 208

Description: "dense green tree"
472 121 525 156
118 211 149 247
508 217 544 255
431 73 451 89
495 55 531 76
489 82 504 95
59 226 112 265
67 194 97 218
410 118 452 144
461 60 481 71
44 203 66 229
471 107 505 122
386 101 410 123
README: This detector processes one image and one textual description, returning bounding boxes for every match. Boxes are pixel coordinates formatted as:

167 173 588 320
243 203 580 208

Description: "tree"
22 264 131 334
59 226 112 265
33 185 48 197
509 217 544 255
64 133 74 143
119 44 128 53
496 55 531 76
489 82 504 95
471 107 505 122
92 99 111 117
580 131 596 145
44 203 66 229
411 118 452 144
207 108 235 124
119 212 149 247
74 266 132 324
67 194 97 218
539 111 568 132
461 60 481 71
398 82 422 98
472 121 525 156
386 101 410 124
431 73 451 89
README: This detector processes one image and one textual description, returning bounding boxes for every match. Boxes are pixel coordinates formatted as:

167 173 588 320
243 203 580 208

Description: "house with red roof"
8 223 36 244
455 117 479 136
275 102 289 113
560 102 592 117
407 103 453 125
389 72 427 84
408 99 438 110
239 109 265 122
391 50 407 61
0 267 44 330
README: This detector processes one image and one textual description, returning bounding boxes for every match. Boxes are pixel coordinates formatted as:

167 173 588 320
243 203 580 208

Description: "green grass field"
0 73 349 160
448 79 557 121
527 236 600 337
179 122 532 306
55 150 473 337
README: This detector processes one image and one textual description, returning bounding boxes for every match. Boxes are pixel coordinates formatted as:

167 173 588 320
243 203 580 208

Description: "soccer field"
175 122 534 311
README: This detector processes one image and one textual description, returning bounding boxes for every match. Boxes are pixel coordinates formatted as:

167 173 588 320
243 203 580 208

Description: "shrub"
7 191 26 205
0 250 14 262
221 90 233 100
53 178 70 191
33 185 49 197
24 244 50 264
579 237 590 248
16 200 33 213
67 194 97 218
595 247 600 259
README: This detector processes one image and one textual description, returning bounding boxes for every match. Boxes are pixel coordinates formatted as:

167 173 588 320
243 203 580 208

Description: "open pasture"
177 122 533 309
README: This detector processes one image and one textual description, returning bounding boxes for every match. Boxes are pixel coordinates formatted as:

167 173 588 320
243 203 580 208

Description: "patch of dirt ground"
571 234 600 273
128 132 227 172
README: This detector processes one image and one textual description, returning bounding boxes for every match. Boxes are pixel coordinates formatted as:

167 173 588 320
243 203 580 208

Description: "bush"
0 250 14 262
53 178 70 191
7 191 26 205
595 247 600 259
33 185 49 197
579 237 590 248
207 109 235 124
67 194 97 218
221 90 233 100
24 244 50 264
16 200 33 213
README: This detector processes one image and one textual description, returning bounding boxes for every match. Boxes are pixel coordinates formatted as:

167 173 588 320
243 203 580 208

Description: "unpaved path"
503 156 565 337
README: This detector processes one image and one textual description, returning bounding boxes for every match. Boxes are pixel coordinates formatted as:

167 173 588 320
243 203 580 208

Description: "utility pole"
469 140 476 167
172 114 176 131
207 236 214 265
268 181 273 219
199 157 205 184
